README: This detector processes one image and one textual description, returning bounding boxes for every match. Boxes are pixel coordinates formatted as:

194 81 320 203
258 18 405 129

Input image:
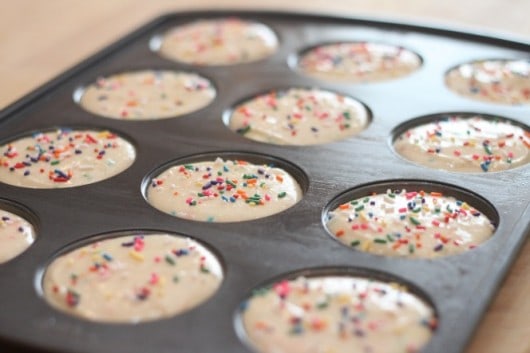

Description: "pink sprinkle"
273 280 291 298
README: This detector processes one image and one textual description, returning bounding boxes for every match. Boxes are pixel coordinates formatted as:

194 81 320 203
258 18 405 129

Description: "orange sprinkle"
339 204 350 210
276 175 284 183
335 230 345 237
430 192 443 197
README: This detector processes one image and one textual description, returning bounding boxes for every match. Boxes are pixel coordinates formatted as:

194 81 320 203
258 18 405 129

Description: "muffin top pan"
0 10 529 353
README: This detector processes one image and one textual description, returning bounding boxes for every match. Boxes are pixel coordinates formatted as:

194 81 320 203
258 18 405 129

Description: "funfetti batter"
240 275 436 353
157 18 278 66
79 70 215 120
228 88 369 146
0 209 35 264
325 188 495 259
298 42 421 82
445 59 530 105
0 129 135 189
393 115 530 173
146 157 302 222
43 233 223 323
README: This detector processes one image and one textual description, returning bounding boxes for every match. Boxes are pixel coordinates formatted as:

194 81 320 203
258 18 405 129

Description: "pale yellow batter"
42 233 223 323
0 129 135 189
240 275 436 353
79 70 216 120
298 42 421 82
157 18 278 66
393 115 530 173
445 59 530 105
325 188 495 259
0 208 35 264
228 88 369 145
146 157 302 222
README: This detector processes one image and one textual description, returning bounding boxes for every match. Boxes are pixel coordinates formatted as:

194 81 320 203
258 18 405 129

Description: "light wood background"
0 1 529 353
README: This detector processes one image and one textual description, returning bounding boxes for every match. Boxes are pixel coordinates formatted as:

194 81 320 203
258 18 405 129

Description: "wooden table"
1 1 529 353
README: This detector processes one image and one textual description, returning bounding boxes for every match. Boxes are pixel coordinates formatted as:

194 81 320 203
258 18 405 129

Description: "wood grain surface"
0 1 529 353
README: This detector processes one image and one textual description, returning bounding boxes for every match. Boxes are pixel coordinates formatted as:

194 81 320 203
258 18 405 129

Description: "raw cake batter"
393 115 530 173
0 208 35 264
445 59 530 105
146 157 302 222
79 70 215 120
228 88 369 145
0 128 135 188
240 275 436 353
157 18 278 66
325 188 495 259
42 233 223 323
298 42 421 82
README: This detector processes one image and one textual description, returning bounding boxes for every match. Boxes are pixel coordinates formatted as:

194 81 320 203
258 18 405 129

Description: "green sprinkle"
51 160 60 165
350 240 361 247
316 301 329 309
165 255 175 266
200 266 210 274
343 111 351 119
350 200 359 205
409 217 421 225
412 207 422 213
363 197 370 203
197 192 204 197
355 205 364 211
388 193 396 198
236 125 251 135
278 192 287 198
483 144 493 155
184 164 194 170
386 234 395 242
409 244 415 254
226 180 237 187
243 174 258 179
374 238 387 244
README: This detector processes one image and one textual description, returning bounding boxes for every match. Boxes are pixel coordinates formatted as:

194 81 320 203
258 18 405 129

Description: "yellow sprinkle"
361 241 371 252
389 282 408 292
129 250 144 262
359 212 368 222
337 294 350 305
97 130 111 138
462 202 470 210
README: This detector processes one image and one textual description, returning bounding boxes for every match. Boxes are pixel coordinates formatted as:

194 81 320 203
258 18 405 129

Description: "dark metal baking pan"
0 10 528 353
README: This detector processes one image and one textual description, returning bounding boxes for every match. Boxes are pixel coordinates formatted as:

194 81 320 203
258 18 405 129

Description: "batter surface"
157 18 278 66
298 42 421 82
0 208 35 264
0 128 135 188
146 157 302 222
325 188 495 259
240 275 436 353
228 88 369 145
42 233 223 323
79 70 215 120
445 59 530 105
393 115 530 173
